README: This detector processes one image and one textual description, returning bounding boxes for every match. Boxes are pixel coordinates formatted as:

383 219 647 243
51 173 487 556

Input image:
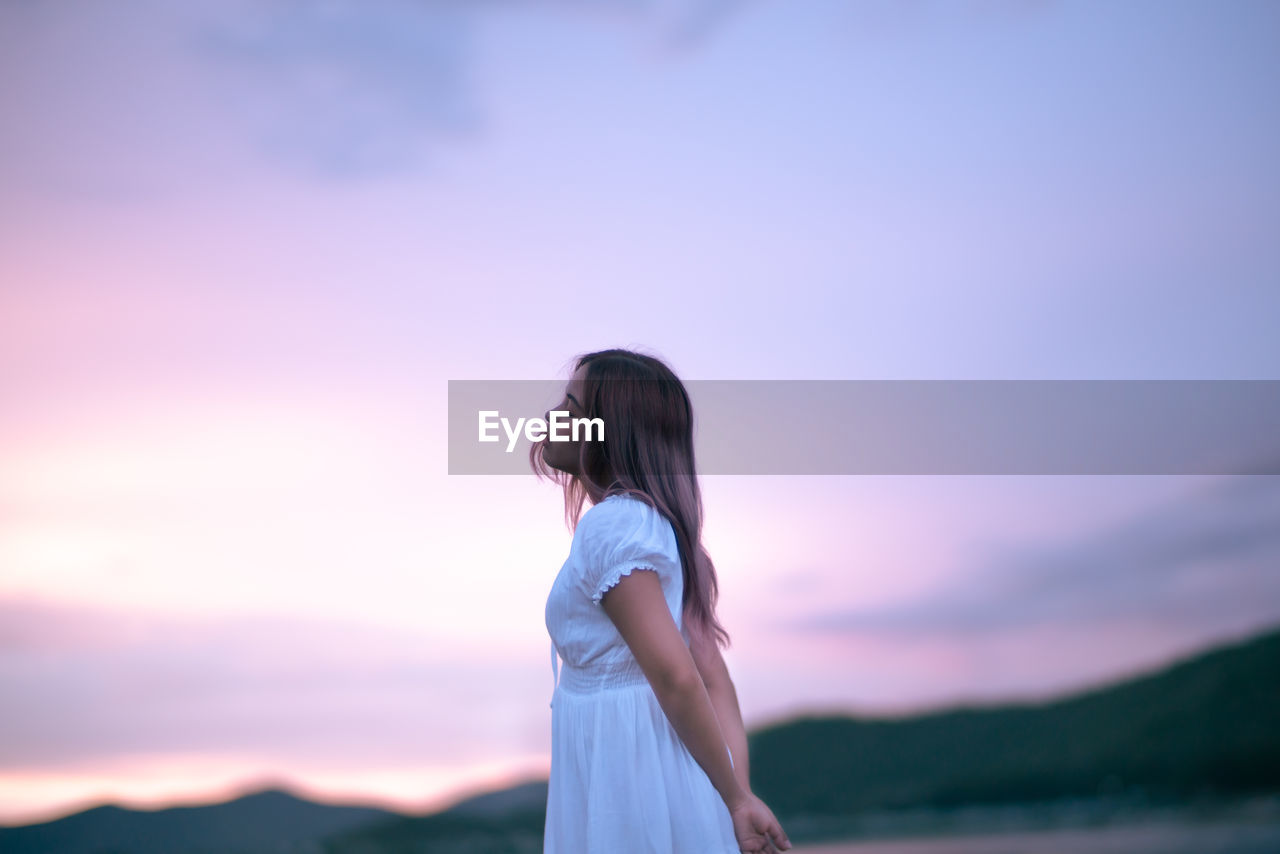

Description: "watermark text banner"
447 380 1280 475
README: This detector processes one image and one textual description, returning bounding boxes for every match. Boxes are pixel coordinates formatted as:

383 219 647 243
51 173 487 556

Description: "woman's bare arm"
598 568 750 814
689 627 752 795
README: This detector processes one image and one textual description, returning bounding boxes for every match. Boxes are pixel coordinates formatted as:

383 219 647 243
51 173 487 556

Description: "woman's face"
541 363 590 475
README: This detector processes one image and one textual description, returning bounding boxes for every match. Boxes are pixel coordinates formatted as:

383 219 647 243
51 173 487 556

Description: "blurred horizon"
3 0 1279 829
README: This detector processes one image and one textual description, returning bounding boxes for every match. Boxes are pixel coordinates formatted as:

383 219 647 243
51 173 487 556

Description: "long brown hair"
528 348 731 650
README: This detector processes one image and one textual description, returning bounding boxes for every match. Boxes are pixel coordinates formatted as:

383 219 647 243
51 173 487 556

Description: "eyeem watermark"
478 410 604 453
450 379 1280 474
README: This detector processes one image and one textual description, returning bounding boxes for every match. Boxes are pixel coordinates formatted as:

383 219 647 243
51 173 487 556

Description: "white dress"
544 493 740 853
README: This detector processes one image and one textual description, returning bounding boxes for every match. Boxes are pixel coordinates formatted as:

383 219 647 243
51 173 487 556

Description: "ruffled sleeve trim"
591 560 658 606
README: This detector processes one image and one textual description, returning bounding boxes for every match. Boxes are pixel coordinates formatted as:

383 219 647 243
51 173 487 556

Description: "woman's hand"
729 792 791 852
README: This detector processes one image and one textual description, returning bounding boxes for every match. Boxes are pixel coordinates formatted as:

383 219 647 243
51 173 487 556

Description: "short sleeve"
577 497 674 606
592 561 659 606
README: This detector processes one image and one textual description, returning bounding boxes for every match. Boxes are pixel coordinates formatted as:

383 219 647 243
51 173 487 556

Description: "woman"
531 348 792 854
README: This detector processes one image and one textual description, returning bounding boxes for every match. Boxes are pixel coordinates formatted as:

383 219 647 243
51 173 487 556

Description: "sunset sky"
2 0 1279 827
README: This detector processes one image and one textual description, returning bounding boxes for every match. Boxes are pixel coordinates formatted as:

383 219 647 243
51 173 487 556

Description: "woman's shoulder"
573 493 679 585
588 491 657 515
575 493 661 540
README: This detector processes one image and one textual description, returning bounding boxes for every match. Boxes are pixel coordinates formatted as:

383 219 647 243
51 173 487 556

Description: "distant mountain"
320 777 551 854
4 625 1278 854
749 624 1280 815
322 793 546 854
437 778 549 819
0 787 398 854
